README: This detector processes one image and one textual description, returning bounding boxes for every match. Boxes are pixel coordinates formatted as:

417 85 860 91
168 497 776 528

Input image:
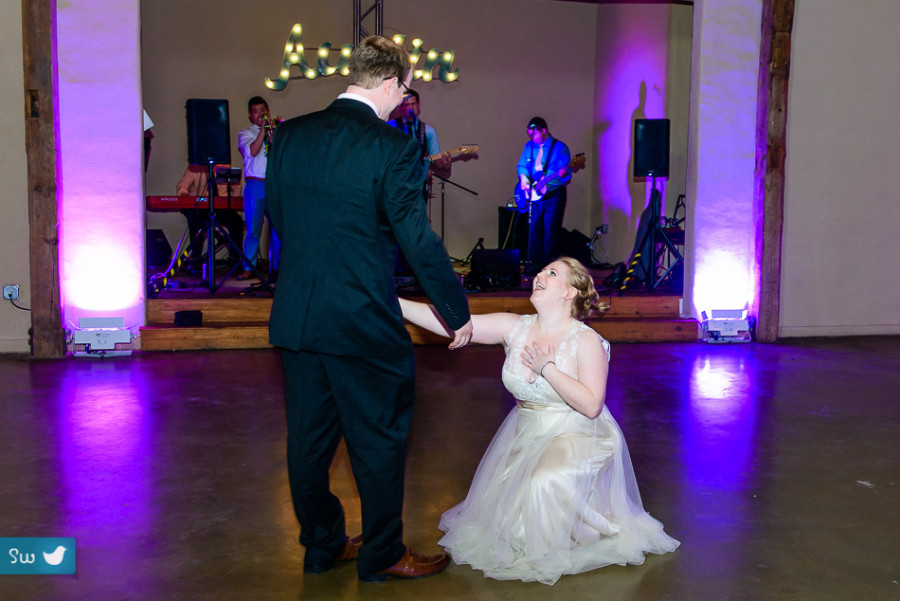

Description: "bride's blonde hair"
557 256 610 320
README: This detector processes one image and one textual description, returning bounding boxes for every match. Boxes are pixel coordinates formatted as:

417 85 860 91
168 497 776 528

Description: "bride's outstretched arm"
399 298 518 345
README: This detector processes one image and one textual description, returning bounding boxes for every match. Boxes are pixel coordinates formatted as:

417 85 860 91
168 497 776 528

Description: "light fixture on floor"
701 310 752 343
71 317 133 357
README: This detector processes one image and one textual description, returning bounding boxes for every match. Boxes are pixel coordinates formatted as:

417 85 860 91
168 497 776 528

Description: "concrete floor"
0 337 897 600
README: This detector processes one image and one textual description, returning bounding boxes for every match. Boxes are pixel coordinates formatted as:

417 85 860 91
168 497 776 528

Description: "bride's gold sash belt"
516 400 569 412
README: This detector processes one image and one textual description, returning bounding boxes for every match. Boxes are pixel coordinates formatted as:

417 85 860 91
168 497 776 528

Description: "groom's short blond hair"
348 35 411 90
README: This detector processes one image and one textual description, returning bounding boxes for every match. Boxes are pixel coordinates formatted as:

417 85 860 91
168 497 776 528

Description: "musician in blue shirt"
516 116 572 273
388 89 452 194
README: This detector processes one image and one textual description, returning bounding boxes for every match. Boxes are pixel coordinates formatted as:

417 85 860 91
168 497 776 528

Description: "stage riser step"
407 320 698 345
139 319 698 352
140 324 270 352
146 295 683 326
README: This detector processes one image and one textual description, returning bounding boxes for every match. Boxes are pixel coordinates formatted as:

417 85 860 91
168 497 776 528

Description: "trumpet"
262 114 284 155
262 113 285 131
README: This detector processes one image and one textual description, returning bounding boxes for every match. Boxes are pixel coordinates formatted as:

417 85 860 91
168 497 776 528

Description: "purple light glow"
671 349 761 581
684 0 763 320
56 0 145 339
63 241 145 314
594 6 669 247
54 362 155 545
691 248 755 314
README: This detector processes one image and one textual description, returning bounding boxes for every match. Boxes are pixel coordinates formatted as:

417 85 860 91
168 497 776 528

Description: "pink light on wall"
594 5 671 262
56 0 145 337
684 0 762 320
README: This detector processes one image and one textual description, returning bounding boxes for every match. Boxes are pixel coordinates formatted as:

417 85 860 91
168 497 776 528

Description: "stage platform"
140 263 698 351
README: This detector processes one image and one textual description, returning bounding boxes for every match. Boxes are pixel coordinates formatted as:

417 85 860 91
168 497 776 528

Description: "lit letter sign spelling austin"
265 25 459 91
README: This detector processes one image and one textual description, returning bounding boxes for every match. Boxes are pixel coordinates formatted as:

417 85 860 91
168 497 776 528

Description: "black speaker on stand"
634 118 670 179
621 118 683 293
186 99 231 165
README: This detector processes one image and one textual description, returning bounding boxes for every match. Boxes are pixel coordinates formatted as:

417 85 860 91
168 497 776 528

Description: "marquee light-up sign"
265 25 459 90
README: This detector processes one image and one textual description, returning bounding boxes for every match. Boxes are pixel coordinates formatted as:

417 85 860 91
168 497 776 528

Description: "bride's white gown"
438 314 679 585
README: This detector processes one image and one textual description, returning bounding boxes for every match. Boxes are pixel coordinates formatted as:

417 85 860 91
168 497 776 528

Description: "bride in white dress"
399 257 679 585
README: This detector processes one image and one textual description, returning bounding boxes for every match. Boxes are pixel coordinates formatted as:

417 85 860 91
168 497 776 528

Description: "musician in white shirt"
237 96 281 282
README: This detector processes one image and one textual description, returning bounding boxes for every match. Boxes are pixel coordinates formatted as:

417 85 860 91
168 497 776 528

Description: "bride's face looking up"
531 261 576 310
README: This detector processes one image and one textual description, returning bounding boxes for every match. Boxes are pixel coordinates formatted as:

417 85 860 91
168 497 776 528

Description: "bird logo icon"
42 546 67 566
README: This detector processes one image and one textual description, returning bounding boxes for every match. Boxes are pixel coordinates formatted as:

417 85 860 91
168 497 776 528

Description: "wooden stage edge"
140 278 699 352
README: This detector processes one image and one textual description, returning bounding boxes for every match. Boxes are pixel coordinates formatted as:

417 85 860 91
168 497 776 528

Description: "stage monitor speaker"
146 229 172 268
498 207 529 260
469 248 521 291
634 118 670 178
553 228 593 266
186 99 231 165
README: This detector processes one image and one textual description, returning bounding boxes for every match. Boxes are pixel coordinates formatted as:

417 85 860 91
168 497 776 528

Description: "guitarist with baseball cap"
516 116 573 273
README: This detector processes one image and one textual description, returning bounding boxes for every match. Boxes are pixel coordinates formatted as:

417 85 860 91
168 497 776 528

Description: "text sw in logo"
9 545 66 565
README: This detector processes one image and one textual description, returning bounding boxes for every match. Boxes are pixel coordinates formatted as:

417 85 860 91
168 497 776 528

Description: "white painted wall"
780 0 900 336
0 0 32 353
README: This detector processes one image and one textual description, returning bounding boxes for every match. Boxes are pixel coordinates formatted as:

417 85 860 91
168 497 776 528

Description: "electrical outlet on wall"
3 285 19 300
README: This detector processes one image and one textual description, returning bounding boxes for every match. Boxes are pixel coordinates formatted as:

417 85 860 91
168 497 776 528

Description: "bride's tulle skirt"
438 403 679 585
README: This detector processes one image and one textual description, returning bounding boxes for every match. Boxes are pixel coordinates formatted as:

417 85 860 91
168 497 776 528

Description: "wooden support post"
755 0 794 343
22 0 66 357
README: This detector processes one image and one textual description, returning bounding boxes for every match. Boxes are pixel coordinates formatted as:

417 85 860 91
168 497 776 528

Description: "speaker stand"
461 237 485 266
198 160 273 295
619 177 683 294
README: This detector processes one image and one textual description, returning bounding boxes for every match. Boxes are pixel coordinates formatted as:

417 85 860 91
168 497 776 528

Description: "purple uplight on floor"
54 361 156 563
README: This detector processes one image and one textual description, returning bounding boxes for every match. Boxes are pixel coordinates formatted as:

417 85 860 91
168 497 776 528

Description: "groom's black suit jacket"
266 98 469 355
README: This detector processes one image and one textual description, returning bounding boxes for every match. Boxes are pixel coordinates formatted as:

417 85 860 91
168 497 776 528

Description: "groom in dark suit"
266 36 473 582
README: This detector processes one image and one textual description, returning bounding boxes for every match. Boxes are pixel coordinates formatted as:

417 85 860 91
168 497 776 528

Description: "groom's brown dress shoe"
358 548 451 583
303 535 363 574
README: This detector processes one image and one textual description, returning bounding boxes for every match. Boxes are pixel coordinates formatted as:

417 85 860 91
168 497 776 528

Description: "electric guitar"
427 144 479 164
513 153 585 212
424 144 479 199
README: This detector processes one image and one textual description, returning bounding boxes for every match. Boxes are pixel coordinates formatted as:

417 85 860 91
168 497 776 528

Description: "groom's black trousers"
281 348 415 576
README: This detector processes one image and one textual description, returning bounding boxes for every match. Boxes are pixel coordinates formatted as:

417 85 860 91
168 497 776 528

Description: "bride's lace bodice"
501 314 610 406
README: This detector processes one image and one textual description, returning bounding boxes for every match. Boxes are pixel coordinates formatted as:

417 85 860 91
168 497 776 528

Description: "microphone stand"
525 183 536 276
435 176 478 242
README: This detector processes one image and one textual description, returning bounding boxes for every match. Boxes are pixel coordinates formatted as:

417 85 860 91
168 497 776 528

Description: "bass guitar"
425 144 479 199
513 152 585 213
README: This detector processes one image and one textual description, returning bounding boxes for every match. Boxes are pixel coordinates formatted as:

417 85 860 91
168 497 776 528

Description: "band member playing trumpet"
516 116 572 273
237 95 281 282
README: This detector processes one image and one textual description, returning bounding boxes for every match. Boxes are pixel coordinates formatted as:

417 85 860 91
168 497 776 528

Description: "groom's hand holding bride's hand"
449 319 473 350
